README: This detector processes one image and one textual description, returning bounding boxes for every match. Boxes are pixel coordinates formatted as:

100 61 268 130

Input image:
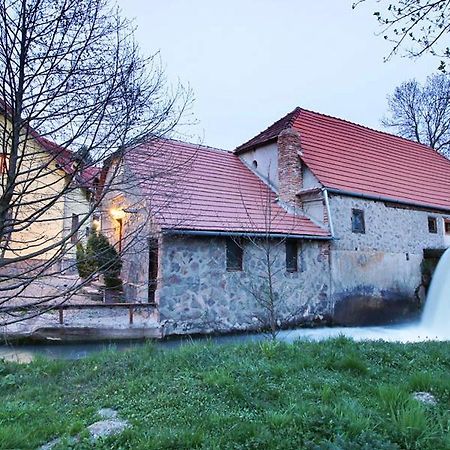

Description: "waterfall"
420 247 450 339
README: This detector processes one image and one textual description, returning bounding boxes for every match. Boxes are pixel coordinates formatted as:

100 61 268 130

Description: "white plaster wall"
3 147 67 261
304 200 325 225
301 165 325 224
303 165 321 189
63 187 91 258
240 142 278 188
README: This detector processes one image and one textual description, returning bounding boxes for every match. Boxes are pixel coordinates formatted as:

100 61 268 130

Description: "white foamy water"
278 322 445 344
420 247 450 340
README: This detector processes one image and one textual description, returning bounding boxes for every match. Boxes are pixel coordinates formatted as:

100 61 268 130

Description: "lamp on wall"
110 207 126 221
110 207 126 253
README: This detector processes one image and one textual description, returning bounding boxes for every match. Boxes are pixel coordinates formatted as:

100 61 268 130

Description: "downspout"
322 188 335 321
322 188 335 238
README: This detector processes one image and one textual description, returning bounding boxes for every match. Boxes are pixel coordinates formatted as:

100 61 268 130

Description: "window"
445 219 450 235
92 213 101 231
226 238 243 271
286 239 298 272
0 155 6 173
70 214 79 243
148 238 158 303
351 209 365 234
428 217 437 234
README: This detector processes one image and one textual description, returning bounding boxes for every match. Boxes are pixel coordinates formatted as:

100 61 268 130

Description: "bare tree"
235 180 306 340
383 73 450 156
0 0 192 325
353 0 450 69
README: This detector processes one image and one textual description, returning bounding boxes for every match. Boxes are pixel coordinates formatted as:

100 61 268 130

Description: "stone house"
102 107 450 336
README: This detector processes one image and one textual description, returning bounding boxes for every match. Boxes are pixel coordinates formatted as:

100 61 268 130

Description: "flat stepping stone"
88 419 129 439
412 391 437 405
98 408 118 420
39 436 78 450
39 409 129 449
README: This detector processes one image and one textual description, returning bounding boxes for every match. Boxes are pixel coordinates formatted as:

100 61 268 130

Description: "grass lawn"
0 337 449 450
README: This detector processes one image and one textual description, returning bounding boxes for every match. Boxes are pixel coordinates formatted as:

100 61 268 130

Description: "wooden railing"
1 302 157 326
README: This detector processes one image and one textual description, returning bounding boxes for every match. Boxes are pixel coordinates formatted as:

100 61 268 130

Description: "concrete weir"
3 325 162 343
29 326 163 342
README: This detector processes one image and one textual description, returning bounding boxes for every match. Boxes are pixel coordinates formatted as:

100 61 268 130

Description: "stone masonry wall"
157 235 332 336
329 194 449 324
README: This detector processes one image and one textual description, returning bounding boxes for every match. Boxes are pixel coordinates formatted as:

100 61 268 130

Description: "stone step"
78 283 104 302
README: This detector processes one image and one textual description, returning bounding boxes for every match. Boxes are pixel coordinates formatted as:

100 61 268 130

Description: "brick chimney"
277 128 303 205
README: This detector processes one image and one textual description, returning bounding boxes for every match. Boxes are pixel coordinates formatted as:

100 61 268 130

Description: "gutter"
163 229 332 240
326 187 450 214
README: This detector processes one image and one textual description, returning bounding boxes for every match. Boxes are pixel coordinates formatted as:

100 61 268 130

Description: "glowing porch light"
92 218 101 230
110 207 126 221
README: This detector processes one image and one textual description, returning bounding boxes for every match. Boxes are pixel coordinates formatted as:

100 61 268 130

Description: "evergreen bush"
76 230 123 291
75 242 94 279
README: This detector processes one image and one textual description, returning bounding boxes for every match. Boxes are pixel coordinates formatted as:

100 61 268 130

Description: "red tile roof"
237 108 450 211
32 133 100 189
124 139 330 238
235 107 300 152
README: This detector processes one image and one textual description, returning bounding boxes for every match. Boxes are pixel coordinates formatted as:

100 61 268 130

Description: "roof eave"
326 187 450 213
162 228 332 240
234 136 278 155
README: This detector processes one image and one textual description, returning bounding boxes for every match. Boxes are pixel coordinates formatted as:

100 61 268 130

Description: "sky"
118 0 437 150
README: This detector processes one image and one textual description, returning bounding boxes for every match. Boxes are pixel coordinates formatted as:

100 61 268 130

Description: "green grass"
0 337 449 449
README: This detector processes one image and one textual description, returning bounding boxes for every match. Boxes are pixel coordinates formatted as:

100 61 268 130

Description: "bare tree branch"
383 73 450 157
354 0 450 69
0 0 193 325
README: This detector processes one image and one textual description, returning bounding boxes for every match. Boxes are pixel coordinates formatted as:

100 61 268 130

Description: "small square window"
428 217 437 234
226 238 243 271
445 220 450 235
351 209 365 234
286 239 298 272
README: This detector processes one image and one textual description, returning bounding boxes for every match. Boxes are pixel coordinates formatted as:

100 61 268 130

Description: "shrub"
81 230 123 290
86 231 121 274
75 242 94 279
104 275 123 291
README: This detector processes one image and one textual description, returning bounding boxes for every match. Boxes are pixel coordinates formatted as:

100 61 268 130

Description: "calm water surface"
2 321 444 364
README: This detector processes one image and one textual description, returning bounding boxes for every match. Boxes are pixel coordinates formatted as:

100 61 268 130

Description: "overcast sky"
119 0 437 150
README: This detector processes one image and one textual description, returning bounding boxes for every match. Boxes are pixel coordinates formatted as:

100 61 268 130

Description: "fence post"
58 307 64 325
